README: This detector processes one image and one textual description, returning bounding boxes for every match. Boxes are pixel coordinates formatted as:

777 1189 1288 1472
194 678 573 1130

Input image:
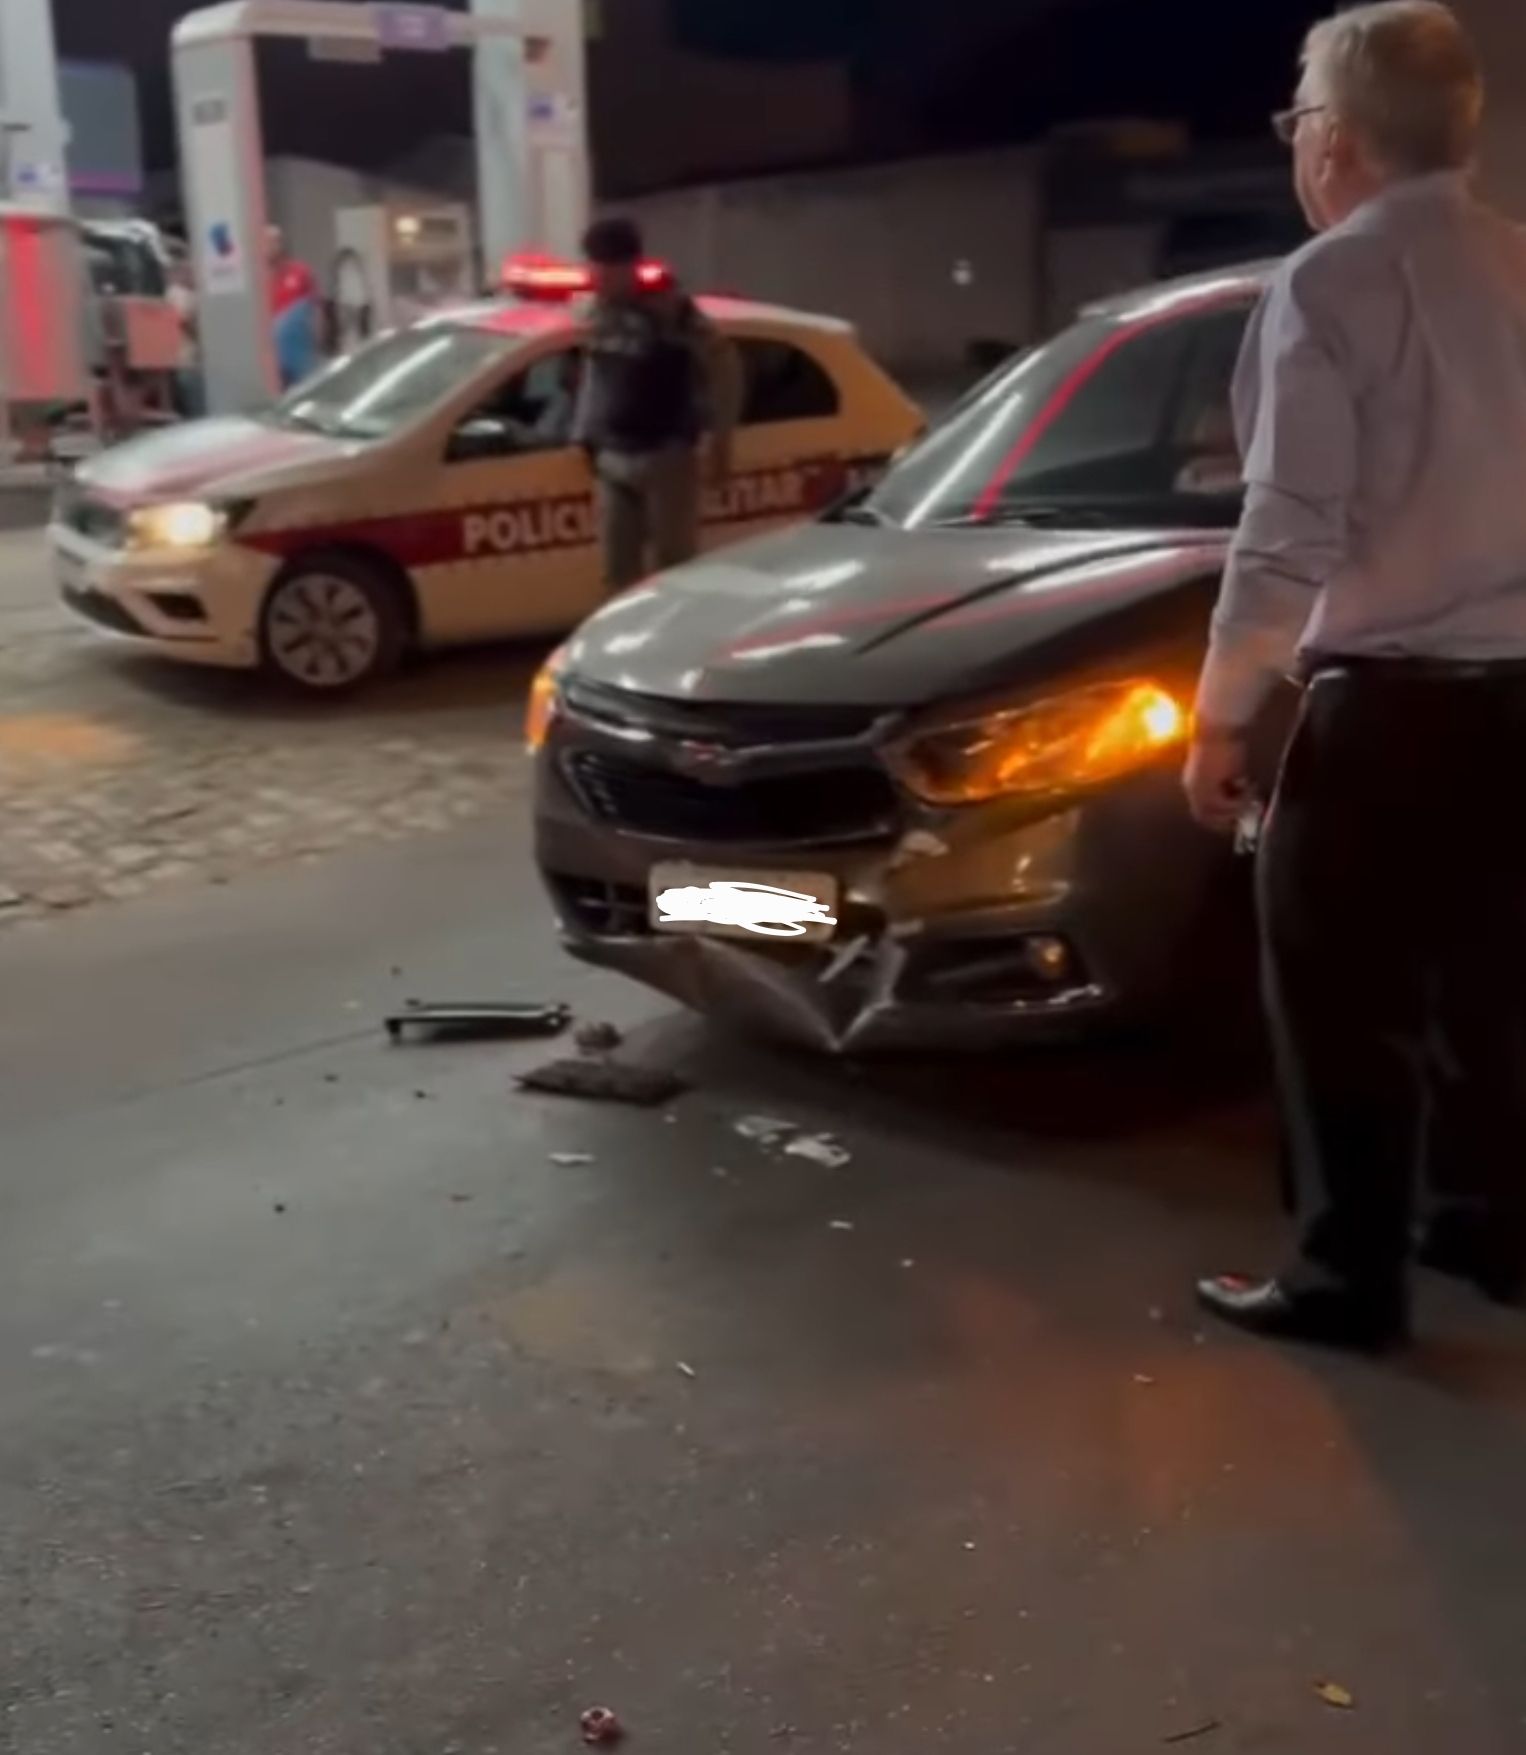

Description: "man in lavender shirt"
1185 1 1526 1350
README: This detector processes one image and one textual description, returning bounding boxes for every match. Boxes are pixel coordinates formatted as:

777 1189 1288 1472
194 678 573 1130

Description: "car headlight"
525 645 567 752
125 501 227 552
889 679 1187 807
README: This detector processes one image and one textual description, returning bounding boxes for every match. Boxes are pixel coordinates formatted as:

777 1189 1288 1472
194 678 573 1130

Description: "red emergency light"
502 251 672 301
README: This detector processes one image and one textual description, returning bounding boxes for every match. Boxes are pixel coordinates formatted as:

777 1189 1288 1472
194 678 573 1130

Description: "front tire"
259 553 406 692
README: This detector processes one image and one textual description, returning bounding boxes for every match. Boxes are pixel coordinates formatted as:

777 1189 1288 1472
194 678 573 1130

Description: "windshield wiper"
821 483 896 528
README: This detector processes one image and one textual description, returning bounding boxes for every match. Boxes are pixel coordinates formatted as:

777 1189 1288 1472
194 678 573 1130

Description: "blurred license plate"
650 864 840 944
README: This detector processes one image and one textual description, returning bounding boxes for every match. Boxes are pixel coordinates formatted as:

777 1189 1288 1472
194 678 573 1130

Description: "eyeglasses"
1272 103 1327 145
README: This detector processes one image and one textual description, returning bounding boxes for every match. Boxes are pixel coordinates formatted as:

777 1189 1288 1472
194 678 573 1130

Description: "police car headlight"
126 501 227 552
889 679 1187 807
526 645 568 753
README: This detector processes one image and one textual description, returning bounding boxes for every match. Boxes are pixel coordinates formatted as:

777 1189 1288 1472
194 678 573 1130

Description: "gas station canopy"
172 0 590 412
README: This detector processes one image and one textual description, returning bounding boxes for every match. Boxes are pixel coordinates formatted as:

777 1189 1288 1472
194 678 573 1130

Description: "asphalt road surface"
6 807 1526 1755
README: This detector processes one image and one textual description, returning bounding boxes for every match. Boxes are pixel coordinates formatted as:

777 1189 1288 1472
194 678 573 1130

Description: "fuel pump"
331 201 477 351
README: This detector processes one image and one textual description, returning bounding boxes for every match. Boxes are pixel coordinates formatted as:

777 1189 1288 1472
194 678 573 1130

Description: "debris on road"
730 1116 852 1167
828 1219 856 1232
272 1202 288 1215
785 1132 852 1170
1315 1681 1355 1710
574 1019 624 1056
1133 1373 1157 1387
518 1058 687 1107
579 1707 625 1745
676 1361 697 1379
384 1000 571 1043
734 1114 797 1147
549 1151 596 1167
1163 1720 1221 1744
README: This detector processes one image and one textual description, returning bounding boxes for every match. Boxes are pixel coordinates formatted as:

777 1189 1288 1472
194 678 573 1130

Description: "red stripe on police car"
239 457 884 568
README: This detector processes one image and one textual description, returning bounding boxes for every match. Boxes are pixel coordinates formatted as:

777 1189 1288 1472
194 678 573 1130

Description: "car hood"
76 416 351 505
566 522 1227 708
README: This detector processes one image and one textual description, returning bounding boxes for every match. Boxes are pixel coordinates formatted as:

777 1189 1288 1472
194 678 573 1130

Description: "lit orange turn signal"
525 647 566 753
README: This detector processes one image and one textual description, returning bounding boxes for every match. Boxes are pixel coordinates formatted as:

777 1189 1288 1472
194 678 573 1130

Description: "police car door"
702 328 856 549
425 343 600 643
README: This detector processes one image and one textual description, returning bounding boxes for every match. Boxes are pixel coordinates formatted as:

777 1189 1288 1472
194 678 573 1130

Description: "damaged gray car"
531 265 1278 1053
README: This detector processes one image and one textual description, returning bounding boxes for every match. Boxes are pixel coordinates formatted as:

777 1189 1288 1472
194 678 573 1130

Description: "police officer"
1186 1 1526 1351
574 218 742 591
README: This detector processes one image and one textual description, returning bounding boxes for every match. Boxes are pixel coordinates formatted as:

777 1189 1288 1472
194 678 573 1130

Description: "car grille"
566 749 900 846
54 482 126 548
562 676 888 748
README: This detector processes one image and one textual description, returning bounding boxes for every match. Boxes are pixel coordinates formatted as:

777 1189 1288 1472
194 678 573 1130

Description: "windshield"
860 298 1253 532
271 325 513 441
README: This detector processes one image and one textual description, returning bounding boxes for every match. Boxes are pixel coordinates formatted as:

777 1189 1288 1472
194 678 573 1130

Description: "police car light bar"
503 251 671 300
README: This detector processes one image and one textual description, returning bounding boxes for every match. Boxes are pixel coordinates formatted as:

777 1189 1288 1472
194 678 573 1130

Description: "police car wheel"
259 557 404 692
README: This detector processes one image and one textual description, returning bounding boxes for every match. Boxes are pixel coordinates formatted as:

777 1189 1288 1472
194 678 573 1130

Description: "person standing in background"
166 250 202 418
1185 1 1526 1351
574 217 742 591
267 225 321 390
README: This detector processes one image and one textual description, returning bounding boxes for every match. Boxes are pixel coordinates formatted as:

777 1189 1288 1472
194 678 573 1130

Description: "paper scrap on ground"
785 1133 851 1170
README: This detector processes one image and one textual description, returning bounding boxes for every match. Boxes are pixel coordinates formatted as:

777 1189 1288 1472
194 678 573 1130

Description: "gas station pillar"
473 0 591 275
0 0 71 212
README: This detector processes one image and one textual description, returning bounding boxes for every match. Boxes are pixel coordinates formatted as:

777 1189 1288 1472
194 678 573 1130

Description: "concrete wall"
1454 0 1526 218
624 148 1043 376
1044 223 1163 328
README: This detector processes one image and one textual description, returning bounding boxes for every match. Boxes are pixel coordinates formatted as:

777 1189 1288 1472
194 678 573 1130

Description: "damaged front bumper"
536 726 1221 1051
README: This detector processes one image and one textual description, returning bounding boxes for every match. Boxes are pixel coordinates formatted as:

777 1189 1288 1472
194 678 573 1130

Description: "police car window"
451 348 583 456
739 340 840 425
274 327 511 441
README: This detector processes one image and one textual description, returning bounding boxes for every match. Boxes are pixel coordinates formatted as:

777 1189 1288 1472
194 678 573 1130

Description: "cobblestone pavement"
0 533 540 928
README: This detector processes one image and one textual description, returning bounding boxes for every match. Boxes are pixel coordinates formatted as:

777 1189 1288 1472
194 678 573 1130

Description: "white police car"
50 258 923 690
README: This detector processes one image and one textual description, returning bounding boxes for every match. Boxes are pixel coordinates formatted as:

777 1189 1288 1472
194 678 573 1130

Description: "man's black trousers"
1260 658 1526 1300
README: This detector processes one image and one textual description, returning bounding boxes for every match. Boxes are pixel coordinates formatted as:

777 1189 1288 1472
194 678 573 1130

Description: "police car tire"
259 553 407 693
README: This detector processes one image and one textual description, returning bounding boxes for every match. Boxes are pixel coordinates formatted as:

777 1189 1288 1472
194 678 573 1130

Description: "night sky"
53 0 1326 189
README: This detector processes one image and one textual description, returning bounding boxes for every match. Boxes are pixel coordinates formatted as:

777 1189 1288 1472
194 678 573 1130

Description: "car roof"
1080 259 1276 321
443 293 854 342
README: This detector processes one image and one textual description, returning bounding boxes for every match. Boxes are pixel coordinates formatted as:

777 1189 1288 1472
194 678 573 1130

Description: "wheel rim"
267 574 381 687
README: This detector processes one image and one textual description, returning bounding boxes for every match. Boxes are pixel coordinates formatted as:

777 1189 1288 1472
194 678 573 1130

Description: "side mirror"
446 417 518 464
